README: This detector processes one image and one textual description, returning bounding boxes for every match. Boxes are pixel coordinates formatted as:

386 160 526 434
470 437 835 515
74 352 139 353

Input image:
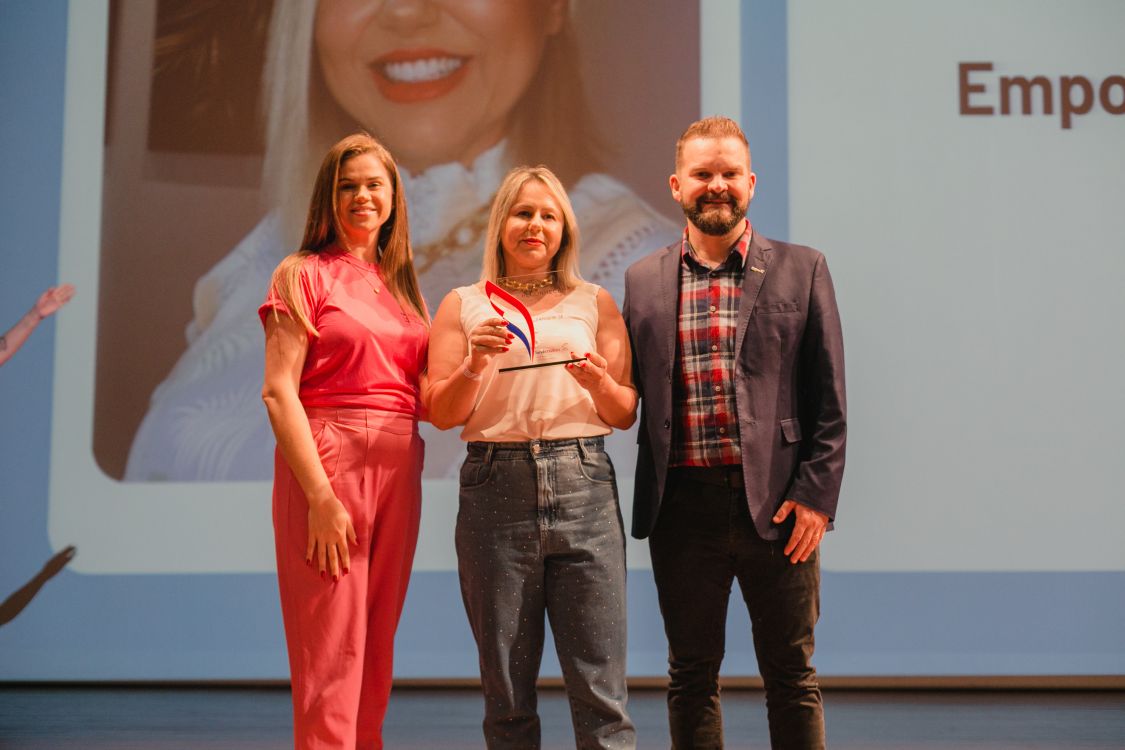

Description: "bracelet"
461 359 483 381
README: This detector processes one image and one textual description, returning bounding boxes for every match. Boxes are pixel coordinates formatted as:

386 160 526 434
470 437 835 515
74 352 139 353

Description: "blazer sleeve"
621 274 644 403
788 253 846 519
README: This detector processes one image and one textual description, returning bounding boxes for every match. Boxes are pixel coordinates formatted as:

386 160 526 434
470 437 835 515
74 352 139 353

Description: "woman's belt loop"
576 437 590 461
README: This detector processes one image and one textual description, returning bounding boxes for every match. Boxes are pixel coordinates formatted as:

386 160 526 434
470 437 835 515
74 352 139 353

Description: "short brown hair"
675 116 750 169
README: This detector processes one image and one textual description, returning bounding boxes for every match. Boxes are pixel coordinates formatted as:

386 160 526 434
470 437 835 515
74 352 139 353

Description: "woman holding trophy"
424 165 637 750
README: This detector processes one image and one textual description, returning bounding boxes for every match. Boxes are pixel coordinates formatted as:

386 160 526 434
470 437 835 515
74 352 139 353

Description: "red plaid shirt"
670 222 752 467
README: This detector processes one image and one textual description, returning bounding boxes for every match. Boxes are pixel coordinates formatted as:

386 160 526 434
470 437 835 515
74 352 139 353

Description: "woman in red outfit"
259 133 429 749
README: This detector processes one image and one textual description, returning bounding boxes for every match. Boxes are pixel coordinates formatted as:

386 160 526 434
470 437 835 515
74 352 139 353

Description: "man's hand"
773 499 828 564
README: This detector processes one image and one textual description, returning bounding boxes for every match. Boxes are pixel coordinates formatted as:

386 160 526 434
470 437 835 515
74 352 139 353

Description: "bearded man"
623 116 846 749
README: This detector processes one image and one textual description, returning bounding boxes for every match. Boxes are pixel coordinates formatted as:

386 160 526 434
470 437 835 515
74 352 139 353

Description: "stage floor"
1 686 1122 748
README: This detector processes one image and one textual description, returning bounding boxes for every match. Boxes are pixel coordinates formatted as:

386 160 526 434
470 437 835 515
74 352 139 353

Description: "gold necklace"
499 276 555 293
413 199 493 275
337 251 381 294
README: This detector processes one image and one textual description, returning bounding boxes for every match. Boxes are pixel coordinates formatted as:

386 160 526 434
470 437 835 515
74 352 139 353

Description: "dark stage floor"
0 685 1122 749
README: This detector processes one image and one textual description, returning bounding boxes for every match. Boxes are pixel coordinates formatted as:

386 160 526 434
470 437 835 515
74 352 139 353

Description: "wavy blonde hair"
270 133 428 334
480 166 582 292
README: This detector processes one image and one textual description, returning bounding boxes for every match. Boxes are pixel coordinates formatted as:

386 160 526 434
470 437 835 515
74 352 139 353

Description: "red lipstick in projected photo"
370 48 471 104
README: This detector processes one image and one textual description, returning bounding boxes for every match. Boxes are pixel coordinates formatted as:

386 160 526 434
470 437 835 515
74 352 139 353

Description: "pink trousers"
273 406 423 750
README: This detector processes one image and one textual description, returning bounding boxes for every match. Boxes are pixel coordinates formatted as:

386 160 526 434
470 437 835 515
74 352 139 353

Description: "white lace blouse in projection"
125 145 678 481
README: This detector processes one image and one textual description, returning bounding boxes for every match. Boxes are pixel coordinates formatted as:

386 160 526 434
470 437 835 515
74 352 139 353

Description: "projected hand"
34 284 76 319
0 546 77 627
773 499 828 564
41 545 77 577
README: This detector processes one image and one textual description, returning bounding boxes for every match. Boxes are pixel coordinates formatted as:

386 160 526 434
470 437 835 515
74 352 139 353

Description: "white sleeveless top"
457 281 612 442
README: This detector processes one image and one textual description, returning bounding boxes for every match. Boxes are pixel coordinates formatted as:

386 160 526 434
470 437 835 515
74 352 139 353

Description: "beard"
682 193 747 236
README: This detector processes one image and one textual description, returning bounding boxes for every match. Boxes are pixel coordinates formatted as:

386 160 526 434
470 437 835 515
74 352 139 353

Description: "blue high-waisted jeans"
456 436 635 750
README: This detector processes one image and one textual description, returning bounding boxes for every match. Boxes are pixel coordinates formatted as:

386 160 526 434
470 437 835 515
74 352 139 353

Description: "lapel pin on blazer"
750 266 765 274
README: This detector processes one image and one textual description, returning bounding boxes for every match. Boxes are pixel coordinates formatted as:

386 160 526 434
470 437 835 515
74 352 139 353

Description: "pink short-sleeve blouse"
259 247 428 416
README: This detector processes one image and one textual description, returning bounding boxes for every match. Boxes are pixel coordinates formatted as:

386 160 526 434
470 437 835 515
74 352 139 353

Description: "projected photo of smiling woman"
99 1 695 482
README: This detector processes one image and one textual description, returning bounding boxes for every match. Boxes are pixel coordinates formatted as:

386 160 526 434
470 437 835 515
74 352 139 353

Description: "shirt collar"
680 219 753 271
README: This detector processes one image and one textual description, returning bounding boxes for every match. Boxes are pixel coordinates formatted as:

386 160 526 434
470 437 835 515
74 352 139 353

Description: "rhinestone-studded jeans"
456 437 635 750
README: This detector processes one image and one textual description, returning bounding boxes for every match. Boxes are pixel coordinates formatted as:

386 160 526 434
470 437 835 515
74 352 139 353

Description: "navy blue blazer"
622 232 847 541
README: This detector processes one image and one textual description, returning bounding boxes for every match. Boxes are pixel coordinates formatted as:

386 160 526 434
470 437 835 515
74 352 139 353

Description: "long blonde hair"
480 166 582 292
271 133 428 334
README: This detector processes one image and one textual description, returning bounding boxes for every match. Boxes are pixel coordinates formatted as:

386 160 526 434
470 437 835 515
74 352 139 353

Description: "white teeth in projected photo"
378 56 465 83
